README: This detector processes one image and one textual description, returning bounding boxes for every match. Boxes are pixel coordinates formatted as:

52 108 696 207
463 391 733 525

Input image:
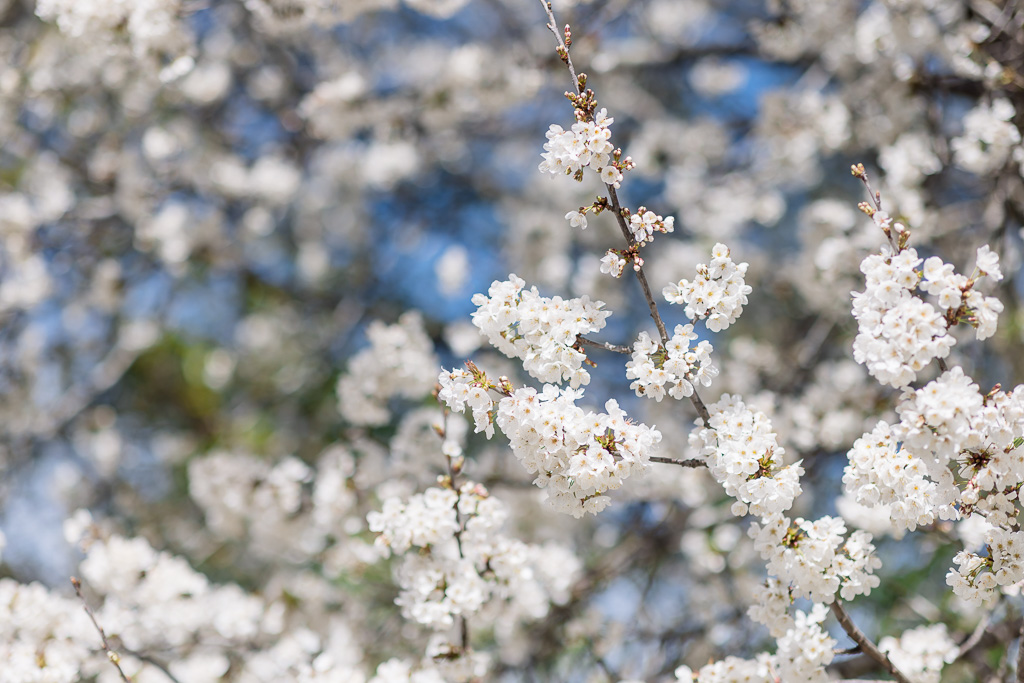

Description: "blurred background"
2 0 1024 680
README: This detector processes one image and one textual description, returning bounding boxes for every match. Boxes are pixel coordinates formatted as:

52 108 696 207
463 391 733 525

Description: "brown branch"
830 600 911 683
538 0 581 95
606 186 671 345
538 1 714 426
854 166 900 254
71 576 131 683
578 335 631 354
649 455 706 468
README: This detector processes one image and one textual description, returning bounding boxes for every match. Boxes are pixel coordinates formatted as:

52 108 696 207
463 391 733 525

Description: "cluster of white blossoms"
898 366 985 462
370 651 486 683
899 368 1024 524
628 208 675 245
663 243 752 332
846 368 1024 602
369 487 460 558
370 658 447 683
71 531 269 651
538 109 623 186
851 246 954 388
947 526 1024 604
368 481 579 641
878 624 958 683
918 246 1004 339
625 325 718 401
676 655 771 682
488 385 661 516
951 98 1022 175
689 394 803 518
185 446 376 578
750 514 882 604
438 367 497 437
0 579 94 683
747 577 794 638
852 242 1004 388
470 274 612 387
337 312 440 426
842 421 949 533
12 516 300 683
675 605 835 683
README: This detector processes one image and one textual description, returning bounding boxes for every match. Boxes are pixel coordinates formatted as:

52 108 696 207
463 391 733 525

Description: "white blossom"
368 482 580 631
689 394 802 518
625 325 717 401
471 275 611 387
495 385 661 516
852 247 954 387
663 243 751 332
539 109 619 185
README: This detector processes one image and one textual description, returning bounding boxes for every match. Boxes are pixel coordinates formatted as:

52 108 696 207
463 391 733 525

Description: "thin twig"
538 0 712 425
71 576 132 683
830 600 911 683
578 335 631 354
855 167 950 374
606 186 671 345
649 455 706 468
854 167 900 254
438 412 471 654
538 1 581 95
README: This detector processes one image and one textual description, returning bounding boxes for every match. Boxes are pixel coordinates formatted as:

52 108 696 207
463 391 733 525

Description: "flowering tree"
2 0 1024 681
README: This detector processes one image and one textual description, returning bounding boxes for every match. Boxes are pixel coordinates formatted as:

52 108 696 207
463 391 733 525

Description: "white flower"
843 421 945 532
689 394 802 518
975 244 1003 281
539 109 616 180
600 250 627 278
564 210 588 229
470 275 612 387
625 325 717 401
664 243 751 331
337 312 439 426
627 209 674 244
368 482 581 631
438 368 495 437
851 247 954 388
495 386 661 516
951 99 1021 175
599 165 623 187
750 514 881 604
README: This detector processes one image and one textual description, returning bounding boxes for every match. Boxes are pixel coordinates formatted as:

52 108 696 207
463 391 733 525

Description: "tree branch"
578 335 631 354
830 600 911 683
72 577 131 683
538 0 712 426
649 455 706 468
